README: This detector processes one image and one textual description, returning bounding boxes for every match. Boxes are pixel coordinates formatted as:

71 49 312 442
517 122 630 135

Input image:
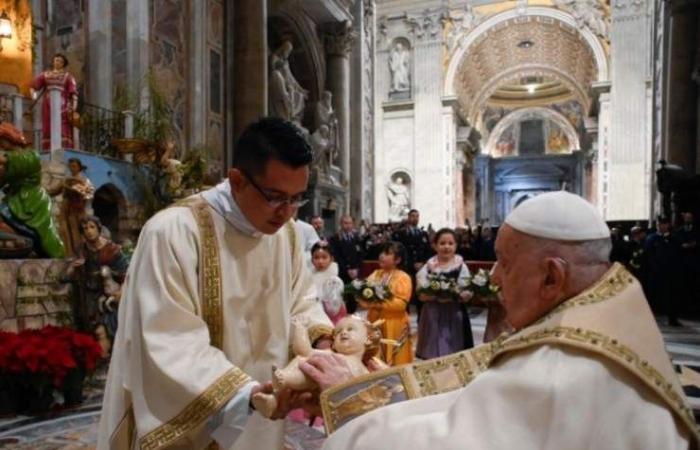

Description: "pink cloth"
31 71 78 151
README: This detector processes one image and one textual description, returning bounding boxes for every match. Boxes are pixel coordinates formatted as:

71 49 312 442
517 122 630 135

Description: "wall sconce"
0 10 12 52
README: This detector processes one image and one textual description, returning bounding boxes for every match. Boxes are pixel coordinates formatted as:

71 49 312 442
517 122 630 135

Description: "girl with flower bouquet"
310 241 347 324
416 228 474 359
358 241 414 366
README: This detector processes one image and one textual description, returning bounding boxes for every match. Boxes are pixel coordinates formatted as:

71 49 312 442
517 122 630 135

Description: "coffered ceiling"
454 15 598 122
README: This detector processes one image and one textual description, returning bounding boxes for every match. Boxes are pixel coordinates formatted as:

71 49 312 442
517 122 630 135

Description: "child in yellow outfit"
358 241 414 366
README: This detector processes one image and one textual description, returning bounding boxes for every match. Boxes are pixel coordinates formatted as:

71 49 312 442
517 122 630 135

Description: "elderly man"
302 191 698 449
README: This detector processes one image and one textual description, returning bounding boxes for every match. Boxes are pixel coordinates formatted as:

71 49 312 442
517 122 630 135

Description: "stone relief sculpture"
554 0 610 42
389 42 411 95
387 175 411 221
269 40 308 127
442 5 481 52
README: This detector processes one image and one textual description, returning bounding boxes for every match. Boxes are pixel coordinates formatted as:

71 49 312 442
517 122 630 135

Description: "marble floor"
2 310 700 449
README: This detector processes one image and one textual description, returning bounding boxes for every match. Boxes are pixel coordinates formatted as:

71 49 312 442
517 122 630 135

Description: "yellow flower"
362 287 374 299
429 281 440 291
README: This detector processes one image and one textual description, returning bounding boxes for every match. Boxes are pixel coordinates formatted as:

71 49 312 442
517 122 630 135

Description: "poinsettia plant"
0 326 103 413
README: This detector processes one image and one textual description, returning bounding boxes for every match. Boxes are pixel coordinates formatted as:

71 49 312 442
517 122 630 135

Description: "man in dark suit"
393 209 432 320
330 215 365 313
645 217 682 326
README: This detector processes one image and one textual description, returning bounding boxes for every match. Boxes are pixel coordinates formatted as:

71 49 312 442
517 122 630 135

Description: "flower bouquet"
416 273 465 301
345 278 392 304
0 326 103 414
467 269 501 306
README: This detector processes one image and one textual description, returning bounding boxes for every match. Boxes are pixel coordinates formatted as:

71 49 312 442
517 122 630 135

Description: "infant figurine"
252 315 383 418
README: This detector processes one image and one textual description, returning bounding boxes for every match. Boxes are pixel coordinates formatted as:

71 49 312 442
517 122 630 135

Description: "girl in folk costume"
359 241 414 365
310 241 347 324
416 228 474 359
30 53 78 151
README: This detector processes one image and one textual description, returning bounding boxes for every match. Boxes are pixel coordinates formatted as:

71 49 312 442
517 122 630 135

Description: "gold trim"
492 326 697 437
535 263 633 324
188 198 224 349
109 405 136 449
139 368 251 450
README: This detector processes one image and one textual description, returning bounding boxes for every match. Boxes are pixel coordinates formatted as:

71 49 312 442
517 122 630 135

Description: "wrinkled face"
436 233 456 259
312 248 332 271
491 225 548 330
82 221 100 242
340 216 354 233
228 159 309 235
407 211 419 226
333 316 368 355
310 217 323 232
379 250 399 271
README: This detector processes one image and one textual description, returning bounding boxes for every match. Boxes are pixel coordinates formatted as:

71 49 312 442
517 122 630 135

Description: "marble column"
597 90 611 218
126 0 149 107
48 85 62 154
87 0 112 109
608 0 652 220
325 22 357 212
189 0 206 146
232 0 267 141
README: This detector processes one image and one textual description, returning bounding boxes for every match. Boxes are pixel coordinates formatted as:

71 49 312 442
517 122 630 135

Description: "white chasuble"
321 264 699 449
98 195 332 450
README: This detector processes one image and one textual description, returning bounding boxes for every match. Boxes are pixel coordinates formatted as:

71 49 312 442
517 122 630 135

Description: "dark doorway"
92 184 125 240
519 120 545 155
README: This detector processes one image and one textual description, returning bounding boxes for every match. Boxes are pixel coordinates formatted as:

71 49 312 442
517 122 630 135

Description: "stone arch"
485 106 581 156
92 183 127 240
444 6 609 99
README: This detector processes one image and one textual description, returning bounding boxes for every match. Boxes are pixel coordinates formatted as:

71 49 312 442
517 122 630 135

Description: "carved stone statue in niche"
389 42 410 96
310 125 337 182
387 175 411 221
315 91 340 157
269 40 308 127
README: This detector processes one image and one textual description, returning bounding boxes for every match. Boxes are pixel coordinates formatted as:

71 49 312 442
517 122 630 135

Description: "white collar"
202 181 263 238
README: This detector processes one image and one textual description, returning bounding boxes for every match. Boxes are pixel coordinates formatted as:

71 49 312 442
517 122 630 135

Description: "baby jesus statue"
252 315 387 418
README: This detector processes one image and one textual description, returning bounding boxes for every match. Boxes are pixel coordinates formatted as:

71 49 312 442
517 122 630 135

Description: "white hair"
530 237 612 265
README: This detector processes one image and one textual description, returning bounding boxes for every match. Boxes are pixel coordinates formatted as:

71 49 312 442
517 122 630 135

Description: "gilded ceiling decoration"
455 15 598 122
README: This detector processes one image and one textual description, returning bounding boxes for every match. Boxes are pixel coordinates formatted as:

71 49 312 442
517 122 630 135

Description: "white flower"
351 279 364 289
374 285 386 299
473 274 487 287
440 281 451 290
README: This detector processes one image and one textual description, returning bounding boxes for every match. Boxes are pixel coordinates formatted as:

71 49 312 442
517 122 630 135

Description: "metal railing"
78 102 125 157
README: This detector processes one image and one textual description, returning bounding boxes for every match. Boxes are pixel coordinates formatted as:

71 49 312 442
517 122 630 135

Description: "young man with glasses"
98 118 333 450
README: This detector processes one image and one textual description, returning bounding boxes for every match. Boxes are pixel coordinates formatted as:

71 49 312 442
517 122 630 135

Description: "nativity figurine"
252 315 387 418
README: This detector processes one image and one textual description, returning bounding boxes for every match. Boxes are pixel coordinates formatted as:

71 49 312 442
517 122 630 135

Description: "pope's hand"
299 352 354 391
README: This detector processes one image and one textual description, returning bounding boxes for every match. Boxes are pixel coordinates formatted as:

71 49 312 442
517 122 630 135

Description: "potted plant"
0 326 103 414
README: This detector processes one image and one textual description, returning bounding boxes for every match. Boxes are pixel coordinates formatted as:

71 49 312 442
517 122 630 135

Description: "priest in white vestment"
302 191 699 449
97 118 333 450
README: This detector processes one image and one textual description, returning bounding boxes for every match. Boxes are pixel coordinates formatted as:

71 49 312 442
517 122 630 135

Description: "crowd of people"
609 212 699 325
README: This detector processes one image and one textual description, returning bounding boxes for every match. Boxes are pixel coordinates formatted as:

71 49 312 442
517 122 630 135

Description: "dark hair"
53 53 69 67
232 117 313 176
408 209 419 215
67 157 86 171
310 214 322 221
79 215 102 234
311 241 334 258
379 241 404 263
433 227 457 244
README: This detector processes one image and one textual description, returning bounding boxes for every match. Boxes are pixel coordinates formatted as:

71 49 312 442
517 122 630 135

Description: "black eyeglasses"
240 169 309 209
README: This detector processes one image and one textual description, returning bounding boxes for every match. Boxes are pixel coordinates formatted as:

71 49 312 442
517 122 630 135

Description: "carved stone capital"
405 9 442 42
612 0 646 14
324 21 358 57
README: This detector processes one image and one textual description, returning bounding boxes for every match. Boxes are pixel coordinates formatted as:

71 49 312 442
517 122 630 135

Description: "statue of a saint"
310 125 335 180
269 41 308 125
315 90 340 157
389 42 410 94
387 176 411 221
30 53 79 151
